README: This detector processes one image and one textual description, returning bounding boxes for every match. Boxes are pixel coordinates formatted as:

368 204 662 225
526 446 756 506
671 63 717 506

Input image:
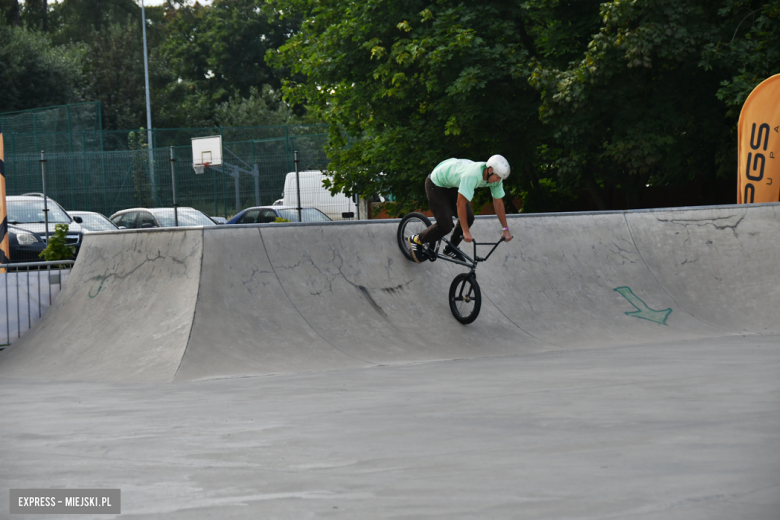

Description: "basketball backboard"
192 135 222 173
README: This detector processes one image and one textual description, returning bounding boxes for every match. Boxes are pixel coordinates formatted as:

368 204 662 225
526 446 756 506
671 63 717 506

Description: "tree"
702 1 780 110
0 0 21 27
700 1 780 181
0 24 85 112
0 0 47 31
214 84 315 126
530 1 736 208
47 0 140 45
270 0 603 213
162 0 301 119
78 18 182 130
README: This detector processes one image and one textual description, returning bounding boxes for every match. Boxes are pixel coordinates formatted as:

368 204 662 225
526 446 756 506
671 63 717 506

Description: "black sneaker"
408 234 428 263
443 244 465 261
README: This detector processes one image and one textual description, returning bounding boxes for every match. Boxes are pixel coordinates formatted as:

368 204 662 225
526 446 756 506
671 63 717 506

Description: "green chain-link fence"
2 103 333 220
0 102 103 155
4 141 328 219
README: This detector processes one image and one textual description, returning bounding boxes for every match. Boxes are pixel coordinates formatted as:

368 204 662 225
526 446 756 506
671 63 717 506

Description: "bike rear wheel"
397 212 434 261
449 273 482 324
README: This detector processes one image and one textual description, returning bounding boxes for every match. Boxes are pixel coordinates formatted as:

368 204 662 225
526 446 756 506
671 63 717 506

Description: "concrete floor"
2 333 778 519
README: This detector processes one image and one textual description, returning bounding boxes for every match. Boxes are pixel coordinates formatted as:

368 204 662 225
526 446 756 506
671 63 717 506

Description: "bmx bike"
397 212 504 324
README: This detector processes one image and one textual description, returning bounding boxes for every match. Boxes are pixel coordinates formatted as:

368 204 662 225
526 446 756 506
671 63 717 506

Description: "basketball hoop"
192 136 222 174
193 162 209 175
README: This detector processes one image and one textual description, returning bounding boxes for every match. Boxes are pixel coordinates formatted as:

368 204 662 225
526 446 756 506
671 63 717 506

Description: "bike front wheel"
449 273 482 324
397 212 433 261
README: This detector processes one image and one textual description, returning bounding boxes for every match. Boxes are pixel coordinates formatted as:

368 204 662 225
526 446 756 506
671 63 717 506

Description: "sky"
49 0 213 6
137 0 213 5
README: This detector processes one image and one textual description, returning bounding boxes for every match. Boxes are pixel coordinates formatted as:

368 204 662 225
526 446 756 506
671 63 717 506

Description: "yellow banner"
738 74 780 203
0 132 8 271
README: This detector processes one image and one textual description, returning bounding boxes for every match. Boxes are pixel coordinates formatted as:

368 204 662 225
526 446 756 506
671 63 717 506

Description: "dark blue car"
6 224 47 263
227 206 332 224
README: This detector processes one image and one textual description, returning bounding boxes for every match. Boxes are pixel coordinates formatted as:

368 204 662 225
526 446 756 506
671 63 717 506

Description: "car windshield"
7 200 72 224
150 209 216 227
277 208 332 222
72 213 117 231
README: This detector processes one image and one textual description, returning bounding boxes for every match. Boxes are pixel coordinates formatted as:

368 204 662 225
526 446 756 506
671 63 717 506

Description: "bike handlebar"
468 237 506 247
470 237 505 263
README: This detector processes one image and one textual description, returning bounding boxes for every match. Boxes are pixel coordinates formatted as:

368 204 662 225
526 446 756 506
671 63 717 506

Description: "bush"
39 223 75 261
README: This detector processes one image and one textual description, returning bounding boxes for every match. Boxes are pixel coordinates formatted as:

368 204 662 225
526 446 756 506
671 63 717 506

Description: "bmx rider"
409 155 514 262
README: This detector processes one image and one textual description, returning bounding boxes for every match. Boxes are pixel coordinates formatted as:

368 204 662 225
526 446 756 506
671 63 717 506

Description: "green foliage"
701 1 780 112
39 224 75 262
270 0 780 211
47 0 189 129
270 0 602 212
161 0 302 122
529 0 737 207
519 177 577 214
0 24 85 112
274 217 291 223
127 129 155 207
0 0 20 27
80 20 169 129
1 0 300 130
215 85 316 126
47 0 143 46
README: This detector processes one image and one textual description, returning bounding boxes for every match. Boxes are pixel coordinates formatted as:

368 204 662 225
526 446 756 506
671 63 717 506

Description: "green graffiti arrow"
614 286 672 325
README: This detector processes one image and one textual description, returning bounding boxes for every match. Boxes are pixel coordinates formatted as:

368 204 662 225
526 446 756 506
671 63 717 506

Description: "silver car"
68 211 119 232
109 207 217 229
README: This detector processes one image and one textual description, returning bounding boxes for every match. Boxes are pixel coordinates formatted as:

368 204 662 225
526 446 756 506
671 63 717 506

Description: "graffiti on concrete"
89 276 106 298
614 286 672 325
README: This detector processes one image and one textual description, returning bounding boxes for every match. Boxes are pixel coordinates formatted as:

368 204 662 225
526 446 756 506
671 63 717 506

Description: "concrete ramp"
0 229 202 382
1 204 778 383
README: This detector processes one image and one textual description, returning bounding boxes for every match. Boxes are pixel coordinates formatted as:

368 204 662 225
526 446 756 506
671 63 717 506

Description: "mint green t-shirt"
430 158 505 201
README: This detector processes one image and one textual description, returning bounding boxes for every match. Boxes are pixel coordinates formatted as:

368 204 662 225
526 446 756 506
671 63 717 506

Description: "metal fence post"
285 125 290 174
81 132 87 210
295 151 301 223
234 167 240 216
68 105 77 209
253 164 260 206
40 151 50 245
170 147 178 226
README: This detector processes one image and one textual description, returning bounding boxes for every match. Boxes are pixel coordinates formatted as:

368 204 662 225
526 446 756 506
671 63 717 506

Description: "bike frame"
430 237 505 275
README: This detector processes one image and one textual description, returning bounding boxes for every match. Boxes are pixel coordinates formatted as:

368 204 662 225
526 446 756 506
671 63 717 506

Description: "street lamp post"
141 0 156 203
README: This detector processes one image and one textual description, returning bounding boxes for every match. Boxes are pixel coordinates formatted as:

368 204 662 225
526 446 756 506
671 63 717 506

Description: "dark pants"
419 175 474 246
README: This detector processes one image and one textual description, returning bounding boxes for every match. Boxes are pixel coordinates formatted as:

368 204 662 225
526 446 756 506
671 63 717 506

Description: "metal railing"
0 260 74 348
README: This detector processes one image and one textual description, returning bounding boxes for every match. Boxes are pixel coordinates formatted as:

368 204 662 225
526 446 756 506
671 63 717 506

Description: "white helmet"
486 154 510 180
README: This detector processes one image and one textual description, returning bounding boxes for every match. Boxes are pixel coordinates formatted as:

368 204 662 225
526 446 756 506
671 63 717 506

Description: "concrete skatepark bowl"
1 204 778 519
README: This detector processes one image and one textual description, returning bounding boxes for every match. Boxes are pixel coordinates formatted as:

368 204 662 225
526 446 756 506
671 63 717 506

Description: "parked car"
5 224 47 263
68 211 119 232
108 207 217 229
227 205 332 224
211 216 228 225
6 195 84 256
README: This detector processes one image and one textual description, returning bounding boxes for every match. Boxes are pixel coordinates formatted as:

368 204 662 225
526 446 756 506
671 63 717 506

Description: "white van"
280 170 360 221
